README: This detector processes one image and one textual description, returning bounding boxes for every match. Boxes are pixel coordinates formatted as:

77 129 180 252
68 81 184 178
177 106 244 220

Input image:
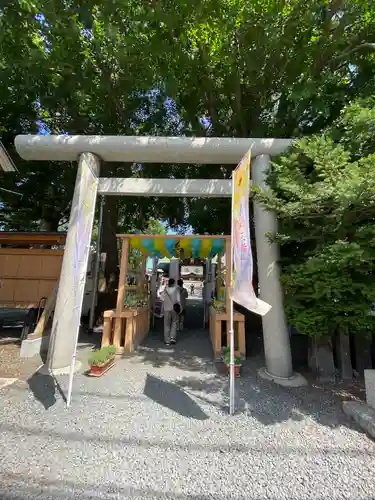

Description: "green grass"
88 345 117 366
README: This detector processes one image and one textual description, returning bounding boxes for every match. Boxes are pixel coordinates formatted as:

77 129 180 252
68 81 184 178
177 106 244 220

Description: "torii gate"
15 135 306 387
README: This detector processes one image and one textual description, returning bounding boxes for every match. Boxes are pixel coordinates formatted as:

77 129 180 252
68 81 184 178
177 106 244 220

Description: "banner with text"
231 150 271 316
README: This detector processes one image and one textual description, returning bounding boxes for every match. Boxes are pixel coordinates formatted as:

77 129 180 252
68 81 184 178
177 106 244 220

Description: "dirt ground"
0 342 42 380
310 377 366 403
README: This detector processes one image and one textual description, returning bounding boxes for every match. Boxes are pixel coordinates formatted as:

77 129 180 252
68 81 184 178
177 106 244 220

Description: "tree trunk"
101 196 119 284
334 329 353 380
352 333 372 377
95 196 119 323
39 219 59 248
308 336 336 382
39 220 53 232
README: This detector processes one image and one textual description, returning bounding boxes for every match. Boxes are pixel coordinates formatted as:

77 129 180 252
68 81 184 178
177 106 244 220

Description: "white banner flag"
231 150 271 316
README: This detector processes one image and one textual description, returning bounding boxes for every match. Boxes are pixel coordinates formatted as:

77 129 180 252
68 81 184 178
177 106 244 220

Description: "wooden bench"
101 307 150 354
209 306 246 360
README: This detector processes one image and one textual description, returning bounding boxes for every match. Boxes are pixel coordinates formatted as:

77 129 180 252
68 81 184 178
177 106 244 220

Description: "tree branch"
332 42 375 66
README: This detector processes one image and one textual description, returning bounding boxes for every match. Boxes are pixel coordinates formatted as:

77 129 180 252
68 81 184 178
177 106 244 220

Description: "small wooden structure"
0 232 66 309
102 308 151 354
102 233 245 358
209 306 246 360
210 236 245 360
100 236 150 354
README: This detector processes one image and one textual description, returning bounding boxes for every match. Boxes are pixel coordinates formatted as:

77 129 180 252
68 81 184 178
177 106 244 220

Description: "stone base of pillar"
20 333 50 358
37 360 82 376
258 367 308 387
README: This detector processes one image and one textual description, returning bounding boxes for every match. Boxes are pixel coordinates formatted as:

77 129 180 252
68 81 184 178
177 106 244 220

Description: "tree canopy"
0 0 375 286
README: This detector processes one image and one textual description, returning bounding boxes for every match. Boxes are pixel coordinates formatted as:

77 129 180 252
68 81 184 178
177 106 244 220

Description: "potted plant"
88 345 117 377
222 345 230 361
223 349 241 377
212 299 226 313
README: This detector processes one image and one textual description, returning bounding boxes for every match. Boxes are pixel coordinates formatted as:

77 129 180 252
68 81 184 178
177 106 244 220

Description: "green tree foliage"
143 218 166 236
255 98 375 338
1 0 375 239
148 0 375 231
0 0 183 280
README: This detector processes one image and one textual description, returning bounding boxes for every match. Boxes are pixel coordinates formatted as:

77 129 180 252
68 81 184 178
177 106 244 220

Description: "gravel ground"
0 325 374 500
0 340 43 380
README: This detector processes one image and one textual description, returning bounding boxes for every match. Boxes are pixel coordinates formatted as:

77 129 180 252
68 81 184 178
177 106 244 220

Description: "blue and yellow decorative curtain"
129 236 225 259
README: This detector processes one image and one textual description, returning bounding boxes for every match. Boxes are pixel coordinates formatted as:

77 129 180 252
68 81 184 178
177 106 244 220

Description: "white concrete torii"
15 134 305 387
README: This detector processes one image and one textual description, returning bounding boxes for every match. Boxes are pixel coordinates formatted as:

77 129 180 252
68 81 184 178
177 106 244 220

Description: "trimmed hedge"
88 345 117 366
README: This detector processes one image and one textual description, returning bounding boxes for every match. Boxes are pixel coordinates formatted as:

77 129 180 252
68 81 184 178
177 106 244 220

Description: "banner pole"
229 174 236 415
67 308 80 408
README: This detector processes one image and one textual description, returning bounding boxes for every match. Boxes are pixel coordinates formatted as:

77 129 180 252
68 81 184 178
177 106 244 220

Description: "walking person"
177 278 188 332
158 278 181 346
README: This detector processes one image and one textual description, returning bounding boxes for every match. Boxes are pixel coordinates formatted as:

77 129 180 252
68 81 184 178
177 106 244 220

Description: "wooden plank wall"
0 248 63 308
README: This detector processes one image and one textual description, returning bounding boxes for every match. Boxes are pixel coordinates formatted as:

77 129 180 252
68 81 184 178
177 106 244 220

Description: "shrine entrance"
15 134 304 388
100 234 246 360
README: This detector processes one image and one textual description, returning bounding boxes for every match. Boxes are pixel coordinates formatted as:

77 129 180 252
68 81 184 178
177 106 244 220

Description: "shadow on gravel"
173 360 366 433
27 370 56 409
27 368 67 409
144 373 209 420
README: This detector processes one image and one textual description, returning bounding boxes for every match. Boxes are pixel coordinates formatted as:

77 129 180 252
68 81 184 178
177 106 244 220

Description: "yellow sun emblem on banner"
233 151 250 214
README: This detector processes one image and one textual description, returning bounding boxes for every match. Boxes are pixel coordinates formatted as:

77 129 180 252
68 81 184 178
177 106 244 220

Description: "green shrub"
224 350 241 366
88 345 116 366
212 299 226 312
253 98 375 339
222 345 230 357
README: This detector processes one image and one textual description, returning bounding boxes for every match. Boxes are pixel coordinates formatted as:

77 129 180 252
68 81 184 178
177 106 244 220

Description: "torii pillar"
253 154 306 386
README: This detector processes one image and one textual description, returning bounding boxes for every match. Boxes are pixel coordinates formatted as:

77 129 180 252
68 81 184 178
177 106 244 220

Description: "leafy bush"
254 98 375 339
124 293 149 309
212 299 226 312
88 345 117 366
224 350 241 366
222 345 230 357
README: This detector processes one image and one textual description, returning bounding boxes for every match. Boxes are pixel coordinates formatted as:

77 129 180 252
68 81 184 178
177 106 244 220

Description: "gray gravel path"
0 326 374 500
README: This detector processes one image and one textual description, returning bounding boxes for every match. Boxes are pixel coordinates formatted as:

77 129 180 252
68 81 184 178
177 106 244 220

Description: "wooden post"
238 319 246 359
124 313 135 352
32 280 59 338
225 312 246 360
102 310 114 347
113 238 129 350
209 306 222 359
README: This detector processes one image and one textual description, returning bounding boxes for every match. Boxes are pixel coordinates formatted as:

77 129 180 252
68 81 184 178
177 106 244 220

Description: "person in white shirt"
177 278 188 332
158 278 181 346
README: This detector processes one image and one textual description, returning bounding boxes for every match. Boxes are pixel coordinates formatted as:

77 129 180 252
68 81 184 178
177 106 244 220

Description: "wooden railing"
101 307 150 354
